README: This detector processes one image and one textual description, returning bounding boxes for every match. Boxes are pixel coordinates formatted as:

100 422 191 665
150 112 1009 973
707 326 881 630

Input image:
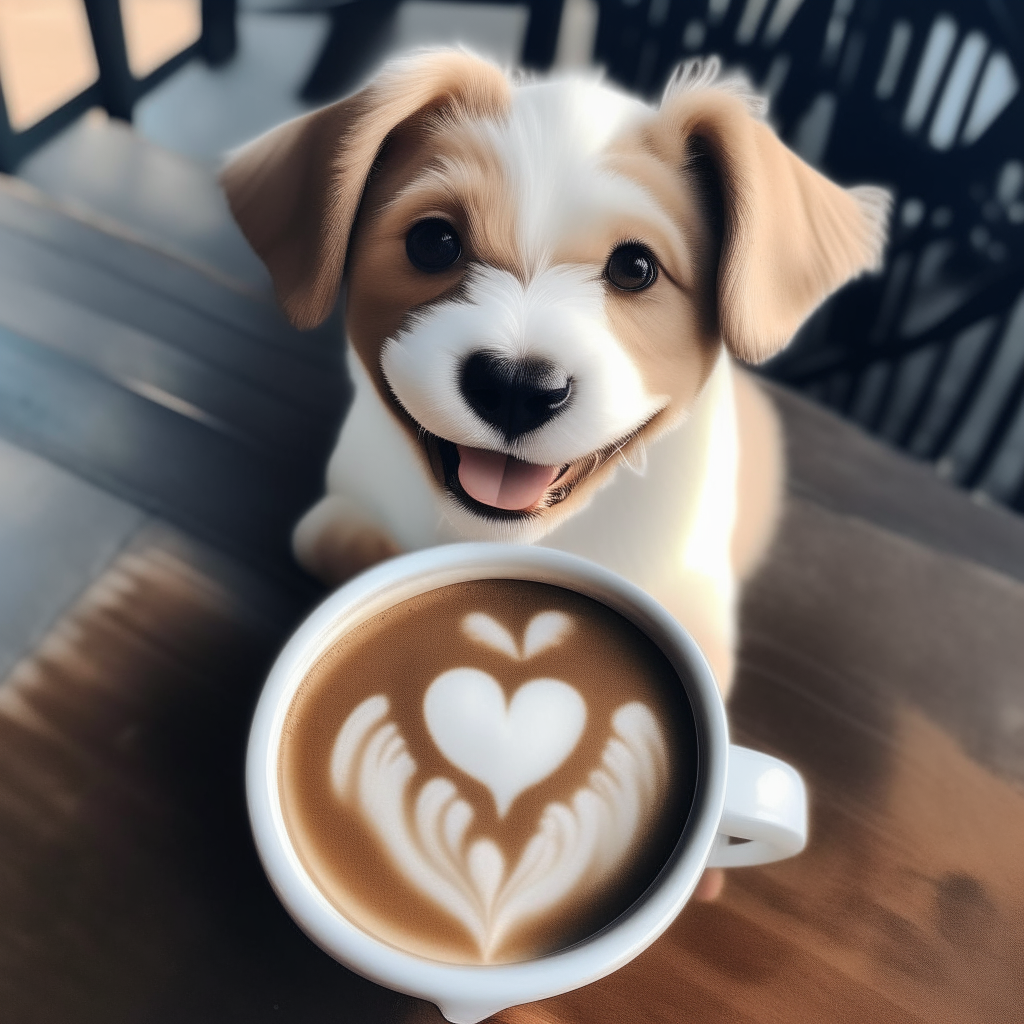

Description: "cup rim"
246 543 729 1014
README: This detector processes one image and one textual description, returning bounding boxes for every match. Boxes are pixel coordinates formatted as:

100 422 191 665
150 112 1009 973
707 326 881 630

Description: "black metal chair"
595 0 1024 510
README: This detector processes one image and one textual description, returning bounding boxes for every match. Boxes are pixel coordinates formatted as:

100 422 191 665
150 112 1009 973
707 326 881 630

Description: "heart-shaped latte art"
331 694 669 960
423 668 586 816
462 611 571 659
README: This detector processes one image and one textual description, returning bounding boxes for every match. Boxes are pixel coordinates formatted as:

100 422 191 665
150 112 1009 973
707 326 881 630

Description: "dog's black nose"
460 352 572 440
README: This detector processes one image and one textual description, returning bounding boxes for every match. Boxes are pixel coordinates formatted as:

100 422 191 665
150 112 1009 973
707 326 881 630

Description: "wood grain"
1 436 1023 1022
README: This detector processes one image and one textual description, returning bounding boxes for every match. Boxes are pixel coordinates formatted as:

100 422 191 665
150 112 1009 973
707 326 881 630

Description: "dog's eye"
406 219 462 272
606 243 658 291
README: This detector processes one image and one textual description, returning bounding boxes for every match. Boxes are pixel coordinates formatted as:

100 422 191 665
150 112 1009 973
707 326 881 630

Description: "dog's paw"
293 495 401 586
692 867 725 902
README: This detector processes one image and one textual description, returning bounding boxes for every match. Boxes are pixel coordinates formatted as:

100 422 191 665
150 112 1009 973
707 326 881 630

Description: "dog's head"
223 51 888 541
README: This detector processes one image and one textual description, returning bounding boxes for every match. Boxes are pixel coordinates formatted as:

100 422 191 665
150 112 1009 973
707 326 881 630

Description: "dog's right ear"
220 51 510 329
653 59 891 364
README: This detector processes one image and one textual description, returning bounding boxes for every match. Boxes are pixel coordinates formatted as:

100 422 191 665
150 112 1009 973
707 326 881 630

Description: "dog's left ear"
654 61 891 364
220 51 510 329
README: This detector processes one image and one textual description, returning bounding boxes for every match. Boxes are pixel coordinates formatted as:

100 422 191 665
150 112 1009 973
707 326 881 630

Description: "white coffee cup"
247 543 807 1022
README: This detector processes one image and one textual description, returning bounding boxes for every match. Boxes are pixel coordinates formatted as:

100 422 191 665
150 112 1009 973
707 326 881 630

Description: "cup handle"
706 745 808 868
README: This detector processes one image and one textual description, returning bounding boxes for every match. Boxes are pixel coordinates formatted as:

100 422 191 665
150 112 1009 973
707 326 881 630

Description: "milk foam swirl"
330 693 668 961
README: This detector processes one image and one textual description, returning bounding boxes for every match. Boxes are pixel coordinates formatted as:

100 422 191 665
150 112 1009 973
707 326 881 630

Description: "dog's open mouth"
399 401 656 521
454 445 559 510
430 437 572 519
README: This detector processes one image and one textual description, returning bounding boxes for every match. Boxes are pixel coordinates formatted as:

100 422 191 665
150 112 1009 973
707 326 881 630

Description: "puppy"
222 50 889 697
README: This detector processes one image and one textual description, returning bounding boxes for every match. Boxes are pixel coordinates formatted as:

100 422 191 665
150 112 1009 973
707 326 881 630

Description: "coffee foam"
279 580 697 964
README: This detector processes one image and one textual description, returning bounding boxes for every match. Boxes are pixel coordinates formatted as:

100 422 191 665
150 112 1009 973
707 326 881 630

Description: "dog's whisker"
622 435 648 475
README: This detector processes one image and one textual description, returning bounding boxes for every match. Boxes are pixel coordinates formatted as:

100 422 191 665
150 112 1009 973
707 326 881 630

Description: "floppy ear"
220 50 510 329
656 61 891 364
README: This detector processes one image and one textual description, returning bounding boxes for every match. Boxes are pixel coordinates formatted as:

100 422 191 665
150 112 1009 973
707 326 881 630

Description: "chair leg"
521 0 565 69
299 0 402 103
202 0 238 68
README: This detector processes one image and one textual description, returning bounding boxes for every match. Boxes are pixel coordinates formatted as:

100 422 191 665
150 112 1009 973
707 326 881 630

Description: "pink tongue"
456 445 558 510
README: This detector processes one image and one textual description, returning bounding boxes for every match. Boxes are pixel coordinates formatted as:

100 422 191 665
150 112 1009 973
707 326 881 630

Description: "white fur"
320 350 456 551
480 78 658 265
381 264 665 466
302 347 737 634
542 351 738 651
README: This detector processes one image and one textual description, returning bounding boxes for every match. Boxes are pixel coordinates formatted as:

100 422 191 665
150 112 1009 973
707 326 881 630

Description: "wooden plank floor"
0 174 348 585
1 420 1022 1023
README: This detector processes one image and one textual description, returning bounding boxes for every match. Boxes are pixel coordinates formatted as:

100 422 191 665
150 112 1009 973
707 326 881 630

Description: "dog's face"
343 77 722 538
223 52 889 541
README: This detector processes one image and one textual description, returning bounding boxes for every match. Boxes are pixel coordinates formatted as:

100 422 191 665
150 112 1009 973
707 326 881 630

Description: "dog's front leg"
292 494 401 587
647 577 736 698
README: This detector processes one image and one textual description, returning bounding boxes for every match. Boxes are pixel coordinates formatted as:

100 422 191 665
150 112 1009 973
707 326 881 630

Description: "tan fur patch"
221 51 512 329
595 138 725 442
648 88 890 363
343 108 527 476
345 114 524 381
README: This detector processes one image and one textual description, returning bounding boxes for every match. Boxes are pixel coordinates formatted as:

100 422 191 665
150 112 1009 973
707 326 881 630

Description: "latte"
279 579 698 965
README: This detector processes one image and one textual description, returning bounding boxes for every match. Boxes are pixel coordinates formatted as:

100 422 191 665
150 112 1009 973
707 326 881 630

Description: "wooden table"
1 388 1022 1023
